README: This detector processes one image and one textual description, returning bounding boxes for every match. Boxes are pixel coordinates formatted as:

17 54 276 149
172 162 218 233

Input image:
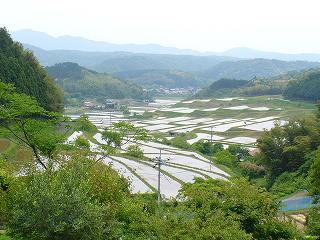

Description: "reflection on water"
281 196 319 212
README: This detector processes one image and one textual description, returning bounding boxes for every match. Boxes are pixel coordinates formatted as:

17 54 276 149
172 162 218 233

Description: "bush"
74 114 97 133
227 145 250 161
307 206 320 237
192 140 223 156
74 136 90 150
126 144 144 158
239 160 265 179
6 157 131 240
270 172 308 198
171 136 190 149
214 150 236 166
7 161 105 239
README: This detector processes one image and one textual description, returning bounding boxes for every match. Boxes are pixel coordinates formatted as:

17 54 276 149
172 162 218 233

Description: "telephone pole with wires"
153 148 170 208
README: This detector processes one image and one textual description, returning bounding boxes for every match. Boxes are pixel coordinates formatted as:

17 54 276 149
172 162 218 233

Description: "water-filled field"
65 96 316 198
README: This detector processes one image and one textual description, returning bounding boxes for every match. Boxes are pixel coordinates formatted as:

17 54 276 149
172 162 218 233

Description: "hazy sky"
2 0 320 53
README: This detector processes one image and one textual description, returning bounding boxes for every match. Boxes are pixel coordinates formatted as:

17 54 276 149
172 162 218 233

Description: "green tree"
74 136 90 150
306 206 320 237
0 82 67 169
309 147 320 202
101 121 149 155
214 150 236 166
257 119 320 186
126 144 144 158
74 114 97 133
228 144 250 161
6 156 132 240
7 158 105 240
192 140 223 156
171 136 190 149
180 178 301 240
0 28 63 112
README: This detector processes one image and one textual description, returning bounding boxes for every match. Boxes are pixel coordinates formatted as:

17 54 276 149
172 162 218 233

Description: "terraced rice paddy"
65 96 316 198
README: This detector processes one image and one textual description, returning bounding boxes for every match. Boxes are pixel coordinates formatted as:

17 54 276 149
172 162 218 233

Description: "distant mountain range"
11 29 320 89
12 29 320 61
22 43 239 72
22 44 320 88
12 29 206 55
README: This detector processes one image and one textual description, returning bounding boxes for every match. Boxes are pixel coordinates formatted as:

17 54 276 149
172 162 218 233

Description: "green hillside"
198 58 320 80
24 44 238 72
196 78 249 97
114 69 209 88
284 69 320 101
46 62 149 102
197 67 320 100
0 28 63 112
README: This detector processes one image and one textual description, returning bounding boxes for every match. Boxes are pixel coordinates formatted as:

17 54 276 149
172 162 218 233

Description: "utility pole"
157 148 162 207
210 126 213 171
153 148 170 209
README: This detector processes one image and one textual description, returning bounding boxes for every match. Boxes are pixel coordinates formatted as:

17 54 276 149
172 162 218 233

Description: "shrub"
171 136 190 149
227 144 250 160
74 114 97 133
192 140 223 155
7 159 106 240
214 150 236 166
74 136 90 150
307 206 320 237
126 145 144 158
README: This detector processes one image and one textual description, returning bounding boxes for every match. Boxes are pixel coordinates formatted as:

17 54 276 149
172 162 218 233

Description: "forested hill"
197 67 320 100
113 69 208 88
196 79 249 97
284 69 320 101
46 62 148 101
198 58 320 80
0 28 63 112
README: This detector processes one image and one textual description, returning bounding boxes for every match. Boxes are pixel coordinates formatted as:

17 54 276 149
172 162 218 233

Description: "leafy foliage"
101 121 149 155
0 82 67 169
196 78 248 97
256 118 320 186
214 150 237 166
74 114 97 133
180 178 301 239
74 136 90 150
126 144 144 158
6 157 129 240
309 147 320 202
306 206 320 237
192 140 223 156
284 70 320 101
0 28 63 112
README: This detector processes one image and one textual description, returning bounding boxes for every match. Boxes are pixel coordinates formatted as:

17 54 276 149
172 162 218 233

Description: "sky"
1 0 320 53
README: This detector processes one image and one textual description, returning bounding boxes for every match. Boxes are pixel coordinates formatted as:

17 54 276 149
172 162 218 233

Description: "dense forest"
46 62 150 103
196 78 249 97
284 70 320 101
0 28 63 112
197 67 320 100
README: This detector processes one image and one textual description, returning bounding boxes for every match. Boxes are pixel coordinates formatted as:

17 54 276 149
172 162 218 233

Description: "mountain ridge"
12 29 320 61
